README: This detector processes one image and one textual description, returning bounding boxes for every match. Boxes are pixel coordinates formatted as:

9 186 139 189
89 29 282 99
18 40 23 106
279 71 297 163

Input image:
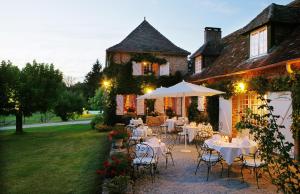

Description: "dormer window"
195 55 202 73
250 26 267 58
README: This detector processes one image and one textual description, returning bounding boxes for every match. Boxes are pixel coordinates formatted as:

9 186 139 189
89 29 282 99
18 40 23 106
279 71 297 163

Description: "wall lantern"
234 81 247 93
145 87 153 94
102 80 111 89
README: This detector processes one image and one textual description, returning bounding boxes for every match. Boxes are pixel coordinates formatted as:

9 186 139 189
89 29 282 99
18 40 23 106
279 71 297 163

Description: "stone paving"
134 144 276 194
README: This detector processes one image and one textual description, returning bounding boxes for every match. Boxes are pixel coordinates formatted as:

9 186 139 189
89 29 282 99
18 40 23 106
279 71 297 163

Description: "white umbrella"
137 86 167 100
151 80 224 98
151 80 224 152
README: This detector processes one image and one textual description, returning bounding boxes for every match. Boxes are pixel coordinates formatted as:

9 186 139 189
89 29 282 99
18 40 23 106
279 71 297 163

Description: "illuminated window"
195 56 202 74
124 94 136 113
164 97 176 111
142 62 152 75
250 26 267 58
237 93 266 124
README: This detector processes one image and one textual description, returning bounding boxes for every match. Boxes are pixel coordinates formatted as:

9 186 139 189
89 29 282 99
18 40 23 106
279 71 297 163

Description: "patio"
134 144 276 194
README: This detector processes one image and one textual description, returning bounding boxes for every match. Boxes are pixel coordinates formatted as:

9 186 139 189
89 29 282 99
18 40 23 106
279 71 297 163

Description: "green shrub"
103 175 132 194
90 114 103 129
94 124 113 132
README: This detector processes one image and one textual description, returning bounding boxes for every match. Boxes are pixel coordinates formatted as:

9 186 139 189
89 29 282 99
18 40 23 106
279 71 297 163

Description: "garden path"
134 144 276 194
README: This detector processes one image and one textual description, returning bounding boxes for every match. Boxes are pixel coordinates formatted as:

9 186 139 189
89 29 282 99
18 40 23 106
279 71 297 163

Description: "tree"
84 59 103 99
0 61 20 117
88 88 105 111
54 90 85 121
0 60 63 133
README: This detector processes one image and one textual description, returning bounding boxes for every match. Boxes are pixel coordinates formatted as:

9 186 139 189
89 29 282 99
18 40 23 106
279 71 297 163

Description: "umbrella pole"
181 96 191 153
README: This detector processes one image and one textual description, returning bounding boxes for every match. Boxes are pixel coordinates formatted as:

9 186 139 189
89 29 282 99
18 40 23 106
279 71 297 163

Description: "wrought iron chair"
194 137 223 181
240 149 265 189
164 133 177 168
131 143 157 183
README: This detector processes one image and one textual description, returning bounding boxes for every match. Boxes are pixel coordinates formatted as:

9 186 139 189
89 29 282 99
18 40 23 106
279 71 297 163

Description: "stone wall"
108 52 188 76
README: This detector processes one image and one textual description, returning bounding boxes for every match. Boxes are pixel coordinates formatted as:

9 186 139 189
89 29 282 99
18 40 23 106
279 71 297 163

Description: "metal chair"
194 138 223 181
132 143 157 183
164 133 177 168
240 149 265 189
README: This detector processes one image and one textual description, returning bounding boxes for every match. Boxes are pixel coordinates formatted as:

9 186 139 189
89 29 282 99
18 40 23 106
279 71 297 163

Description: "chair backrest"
133 128 145 137
136 143 155 158
165 133 176 151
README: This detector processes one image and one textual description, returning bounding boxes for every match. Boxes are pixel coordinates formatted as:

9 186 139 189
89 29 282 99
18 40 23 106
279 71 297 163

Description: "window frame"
249 26 268 58
194 55 202 74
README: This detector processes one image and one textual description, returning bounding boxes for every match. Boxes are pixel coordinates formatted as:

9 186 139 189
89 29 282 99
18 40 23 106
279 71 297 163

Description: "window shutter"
136 96 144 115
116 95 124 115
132 61 142 75
159 62 170 76
155 98 164 113
269 92 293 145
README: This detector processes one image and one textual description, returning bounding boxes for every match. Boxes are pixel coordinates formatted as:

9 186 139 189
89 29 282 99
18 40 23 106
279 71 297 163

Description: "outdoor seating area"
124 117 275 193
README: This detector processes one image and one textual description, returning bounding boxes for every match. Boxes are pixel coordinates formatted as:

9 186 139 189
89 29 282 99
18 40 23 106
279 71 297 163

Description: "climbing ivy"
235 95 300 193
131 53 167 65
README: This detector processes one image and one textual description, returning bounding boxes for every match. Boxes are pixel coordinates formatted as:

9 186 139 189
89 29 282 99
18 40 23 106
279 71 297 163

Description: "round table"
144 140 166 158
204 138 257 165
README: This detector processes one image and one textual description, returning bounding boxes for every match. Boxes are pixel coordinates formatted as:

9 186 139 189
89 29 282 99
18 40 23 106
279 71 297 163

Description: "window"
142 61 152 75
164 97 176 111
237 93 266 124
250 26 268 58
195 56 202 73
124 95 136 113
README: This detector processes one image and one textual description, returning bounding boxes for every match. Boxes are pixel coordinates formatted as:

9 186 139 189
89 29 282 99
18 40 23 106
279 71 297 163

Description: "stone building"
189 1 300 154
105 19 190 116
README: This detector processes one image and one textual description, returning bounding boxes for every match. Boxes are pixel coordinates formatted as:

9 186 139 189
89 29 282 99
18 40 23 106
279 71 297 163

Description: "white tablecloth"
166 119 176 132
145 138 166 157
130 119 143 126
205 138 257 164
183 126 198 142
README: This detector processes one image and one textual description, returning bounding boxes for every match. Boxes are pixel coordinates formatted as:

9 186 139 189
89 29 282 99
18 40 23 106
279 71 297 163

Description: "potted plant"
96 153 129 178
108 129 128 148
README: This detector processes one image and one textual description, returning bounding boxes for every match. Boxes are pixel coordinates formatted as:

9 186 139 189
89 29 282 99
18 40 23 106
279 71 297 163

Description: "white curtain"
197 96 205 111
176 97 182 115
155 98 164 114
132 61 142 75
116 95 124 115
159 62 170 76
136 95 145 115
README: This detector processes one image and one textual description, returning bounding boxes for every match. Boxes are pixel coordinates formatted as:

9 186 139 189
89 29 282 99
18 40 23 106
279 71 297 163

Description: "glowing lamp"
145 87 153 94
234 81 247 93
102 80 111 88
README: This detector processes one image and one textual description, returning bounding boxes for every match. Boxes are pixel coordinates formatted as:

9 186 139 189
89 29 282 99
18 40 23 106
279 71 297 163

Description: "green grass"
0 112 95 127
0 124 111 194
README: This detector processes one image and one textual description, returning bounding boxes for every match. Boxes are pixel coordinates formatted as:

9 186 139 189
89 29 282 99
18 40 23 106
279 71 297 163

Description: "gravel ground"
133 144 276 194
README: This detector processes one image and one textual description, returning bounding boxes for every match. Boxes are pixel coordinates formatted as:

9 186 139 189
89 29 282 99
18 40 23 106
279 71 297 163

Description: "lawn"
0 112 95 127
0 124 110 194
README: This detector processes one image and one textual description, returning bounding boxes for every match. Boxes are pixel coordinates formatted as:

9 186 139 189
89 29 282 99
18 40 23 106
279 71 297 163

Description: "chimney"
204 27 221 43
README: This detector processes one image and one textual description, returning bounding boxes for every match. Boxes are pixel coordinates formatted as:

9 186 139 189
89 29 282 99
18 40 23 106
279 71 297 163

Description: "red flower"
114 158 120 165
103 160 110 168
111 156 117 161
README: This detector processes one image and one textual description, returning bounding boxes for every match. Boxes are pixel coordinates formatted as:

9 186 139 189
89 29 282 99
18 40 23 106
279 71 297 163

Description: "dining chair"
175 125 186 144
132 143 157 183
194 138 223 181
164 133 177 168
240 149 265 189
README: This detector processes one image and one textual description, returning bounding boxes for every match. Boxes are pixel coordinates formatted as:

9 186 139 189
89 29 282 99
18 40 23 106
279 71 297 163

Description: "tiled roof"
189 1 300 82
106 20 190 56
190 41 223 59
242 3 300 34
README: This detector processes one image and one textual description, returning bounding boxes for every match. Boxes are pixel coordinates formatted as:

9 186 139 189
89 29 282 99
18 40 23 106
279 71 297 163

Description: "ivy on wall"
131 53 167 65
102 54 183 125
